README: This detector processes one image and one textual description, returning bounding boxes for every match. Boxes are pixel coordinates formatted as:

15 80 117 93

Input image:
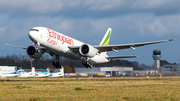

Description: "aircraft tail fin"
99 28 112 46
99 28 112 56
31 67 35 73
46 67 50 72
16 67 22 74
60 67 64 76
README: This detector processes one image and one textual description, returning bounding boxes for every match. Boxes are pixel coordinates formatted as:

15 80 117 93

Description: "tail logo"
100 28 111 46
101 31 110 46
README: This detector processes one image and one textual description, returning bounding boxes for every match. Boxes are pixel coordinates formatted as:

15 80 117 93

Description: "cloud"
0 0 179 42
1 0 180 19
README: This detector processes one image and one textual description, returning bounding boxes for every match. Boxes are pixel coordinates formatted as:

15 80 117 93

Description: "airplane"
77 73 88 77
49 67 64 77
5 27 175 68
0 67 22 78
35 67 50 78
65 73 77 77
18 67 35 78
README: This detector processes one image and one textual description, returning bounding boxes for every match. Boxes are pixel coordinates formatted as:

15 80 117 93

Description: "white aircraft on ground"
65 73 77 77
0 67 22 78
78 73 88 77
18 67 35 78
5 27 175 68
49 67 64 78
35 67 50 78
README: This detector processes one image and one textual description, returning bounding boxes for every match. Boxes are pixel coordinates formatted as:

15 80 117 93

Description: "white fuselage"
49 68 64 78
49 73 64 78
18 73 35 78
29 27 109 64
0 74 19 78
35 73 50 78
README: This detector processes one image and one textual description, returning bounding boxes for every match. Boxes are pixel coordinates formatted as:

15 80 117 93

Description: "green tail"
99 28 112 46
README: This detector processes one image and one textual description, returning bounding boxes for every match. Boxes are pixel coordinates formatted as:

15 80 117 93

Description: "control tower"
152 50 161 72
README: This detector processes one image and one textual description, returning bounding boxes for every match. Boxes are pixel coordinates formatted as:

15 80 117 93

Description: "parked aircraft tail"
46 67 50 72
31 67 35 73
15 67 22 74
59 67 64 75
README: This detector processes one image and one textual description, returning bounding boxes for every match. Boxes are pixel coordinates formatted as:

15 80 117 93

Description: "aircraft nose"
28 31 34 41
28 31 38 42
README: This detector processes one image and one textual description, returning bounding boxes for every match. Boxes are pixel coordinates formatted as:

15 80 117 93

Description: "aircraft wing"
5 43 27 49
5 43 51 53
94 39 175 52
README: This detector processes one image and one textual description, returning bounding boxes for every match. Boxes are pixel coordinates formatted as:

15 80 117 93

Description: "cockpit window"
30 29 39 32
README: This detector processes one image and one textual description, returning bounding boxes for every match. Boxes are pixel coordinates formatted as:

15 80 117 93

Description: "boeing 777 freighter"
6 27 174 68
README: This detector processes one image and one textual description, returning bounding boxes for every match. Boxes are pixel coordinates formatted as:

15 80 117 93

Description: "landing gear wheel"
82 61 93 68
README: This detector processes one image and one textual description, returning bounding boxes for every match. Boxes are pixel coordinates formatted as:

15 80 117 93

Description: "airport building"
133 49 180 76
75 67 133 76
0 66 17 73
133 64 180 76
161 64 180 76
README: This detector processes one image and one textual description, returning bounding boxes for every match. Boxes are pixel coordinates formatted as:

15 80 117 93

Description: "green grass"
0 77 180 101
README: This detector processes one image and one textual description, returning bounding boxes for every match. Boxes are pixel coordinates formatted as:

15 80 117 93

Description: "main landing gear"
52 55 62 69
82 57 93 68
82 61 93 68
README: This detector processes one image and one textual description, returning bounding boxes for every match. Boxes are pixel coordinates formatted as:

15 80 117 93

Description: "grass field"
0 77 180 101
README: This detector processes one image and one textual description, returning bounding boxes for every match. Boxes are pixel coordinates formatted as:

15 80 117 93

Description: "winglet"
99 28 112 46
169 39 175 41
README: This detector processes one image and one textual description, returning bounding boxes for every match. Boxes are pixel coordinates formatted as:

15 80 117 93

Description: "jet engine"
79 44 98 57
26 46 43 59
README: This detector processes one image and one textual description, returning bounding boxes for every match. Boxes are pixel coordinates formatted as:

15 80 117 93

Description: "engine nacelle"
26 46 43 59
79 44 98 57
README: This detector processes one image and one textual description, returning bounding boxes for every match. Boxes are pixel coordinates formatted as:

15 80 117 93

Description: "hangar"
75 67 133 77
0 66 17 73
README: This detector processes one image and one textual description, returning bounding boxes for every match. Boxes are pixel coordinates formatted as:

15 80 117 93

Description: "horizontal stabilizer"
106 56 138 59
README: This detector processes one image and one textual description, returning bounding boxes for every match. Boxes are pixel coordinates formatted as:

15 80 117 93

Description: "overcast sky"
1 0 180 65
